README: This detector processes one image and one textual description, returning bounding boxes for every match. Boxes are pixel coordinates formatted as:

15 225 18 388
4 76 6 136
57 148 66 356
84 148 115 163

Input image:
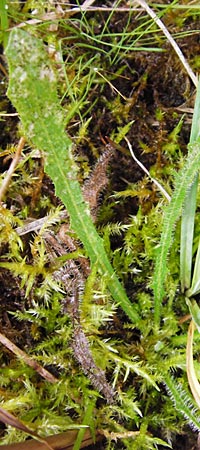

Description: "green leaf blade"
180 79 200 293
5 28 138 324
153 142 200 327
180 178 198 292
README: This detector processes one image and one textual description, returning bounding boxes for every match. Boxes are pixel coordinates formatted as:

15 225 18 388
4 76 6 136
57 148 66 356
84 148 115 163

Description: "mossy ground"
0 1 200 449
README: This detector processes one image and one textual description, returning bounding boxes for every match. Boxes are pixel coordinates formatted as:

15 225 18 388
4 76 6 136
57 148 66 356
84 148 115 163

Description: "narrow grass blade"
190 79 200 144
180 179 198 292
0 0 9 47
73 400 95 450
180 79 200 293
5 28 138 324
153 142 200 327
187 241 200 297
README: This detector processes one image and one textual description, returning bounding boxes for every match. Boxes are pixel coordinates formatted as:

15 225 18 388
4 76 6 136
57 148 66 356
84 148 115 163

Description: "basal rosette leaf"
5 28 138 324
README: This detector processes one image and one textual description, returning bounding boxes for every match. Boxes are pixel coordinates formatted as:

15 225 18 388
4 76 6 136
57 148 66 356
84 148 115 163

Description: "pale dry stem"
0 332 58 383
0 136 25 204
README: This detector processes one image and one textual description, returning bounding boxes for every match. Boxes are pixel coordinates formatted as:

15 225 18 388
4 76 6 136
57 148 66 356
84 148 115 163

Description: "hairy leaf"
153 142 200 326
165 373 200 431
5 28 138 323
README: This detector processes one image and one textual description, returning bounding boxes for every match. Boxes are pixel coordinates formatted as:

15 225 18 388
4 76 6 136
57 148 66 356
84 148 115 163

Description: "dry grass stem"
0 429 98 450
0 332 58 383
0 137 25 204
186 320 200 408
0 408 54 450
125 137 171 202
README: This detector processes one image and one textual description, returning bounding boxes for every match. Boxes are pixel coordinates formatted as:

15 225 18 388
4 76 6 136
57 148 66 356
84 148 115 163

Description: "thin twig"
125 137 171 202
0 332 58 383
0 112 18 116
0 61 8 77
101 429 140 440
15 211 68 236
94 68 127 101
0 137 25 203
